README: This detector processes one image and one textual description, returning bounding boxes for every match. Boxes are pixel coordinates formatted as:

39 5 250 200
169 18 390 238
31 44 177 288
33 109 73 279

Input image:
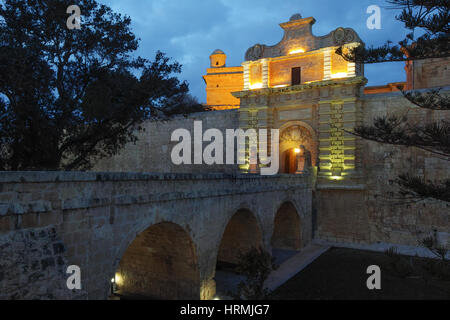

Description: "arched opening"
279 123 317 175
215 209 263 297
282 148 299 174
114 222 200 300
217 209 263 267
271 202 301 251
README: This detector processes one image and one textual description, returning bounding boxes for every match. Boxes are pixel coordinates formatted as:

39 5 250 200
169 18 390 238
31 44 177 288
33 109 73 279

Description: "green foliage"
231 247 278 300
384 247 415 278
339 0 450 203
419 234 449 261
337 0 449 63
385 244 450 281
397 175 450 202
0 0 206 171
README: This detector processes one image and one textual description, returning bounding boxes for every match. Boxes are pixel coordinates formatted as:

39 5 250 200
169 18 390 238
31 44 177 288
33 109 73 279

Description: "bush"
231 247 278 300
384 247 415 278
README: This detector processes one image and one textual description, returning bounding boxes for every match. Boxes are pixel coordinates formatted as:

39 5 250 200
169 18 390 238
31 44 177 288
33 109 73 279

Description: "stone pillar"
243 62 250 90
323 50 332 80
346 43 358 77
237 96 274 174
261 59 269 88
200 279 216 300
348 61 356 77
329 102 345 177
317 84 362 183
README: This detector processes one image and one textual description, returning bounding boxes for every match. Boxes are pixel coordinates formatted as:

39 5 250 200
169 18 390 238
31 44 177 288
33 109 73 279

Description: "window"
291 67 301 85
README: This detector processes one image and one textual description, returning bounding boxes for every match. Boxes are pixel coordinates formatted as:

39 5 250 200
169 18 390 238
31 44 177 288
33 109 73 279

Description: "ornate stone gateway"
232 14 366 187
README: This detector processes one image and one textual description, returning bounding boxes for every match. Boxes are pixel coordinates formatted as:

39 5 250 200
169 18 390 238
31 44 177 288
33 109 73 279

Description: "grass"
268 247 450 300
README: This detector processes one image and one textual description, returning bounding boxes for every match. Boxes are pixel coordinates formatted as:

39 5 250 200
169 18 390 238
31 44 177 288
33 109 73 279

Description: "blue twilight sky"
100 0 409 103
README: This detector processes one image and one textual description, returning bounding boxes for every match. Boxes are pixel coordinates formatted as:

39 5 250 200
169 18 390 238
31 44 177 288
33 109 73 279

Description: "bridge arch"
271 201 302 250
216 208 263 267
113 221 200 300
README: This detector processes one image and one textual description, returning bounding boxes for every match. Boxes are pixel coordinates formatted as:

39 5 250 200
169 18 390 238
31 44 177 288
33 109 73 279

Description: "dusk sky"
101 0 409 103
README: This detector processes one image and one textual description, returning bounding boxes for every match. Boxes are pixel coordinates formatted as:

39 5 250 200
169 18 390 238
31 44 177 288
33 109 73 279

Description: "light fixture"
294 148 301 154
249 83 263 90
110 276 117 295
289 48 305 55
273 84 288 88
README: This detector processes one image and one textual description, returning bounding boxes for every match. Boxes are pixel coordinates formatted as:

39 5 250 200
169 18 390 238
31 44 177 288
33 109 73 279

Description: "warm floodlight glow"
111 278 115 283
114 273 123 286
289 48 305 54
331 176 344 181
273 84 288 88
294 148 301 154
249 83 263 90
331 72 348 79
214 297 220 300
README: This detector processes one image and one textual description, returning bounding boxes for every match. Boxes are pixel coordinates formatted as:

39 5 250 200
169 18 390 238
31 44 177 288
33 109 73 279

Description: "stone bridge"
0 172 312 300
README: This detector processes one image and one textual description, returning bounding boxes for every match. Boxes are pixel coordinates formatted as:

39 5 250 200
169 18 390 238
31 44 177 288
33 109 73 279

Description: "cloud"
100 0 410 102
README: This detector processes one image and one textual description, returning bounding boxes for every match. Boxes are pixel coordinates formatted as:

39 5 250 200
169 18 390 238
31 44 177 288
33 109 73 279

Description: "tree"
157 93 211 119
337 0 449 203
0 0 206 171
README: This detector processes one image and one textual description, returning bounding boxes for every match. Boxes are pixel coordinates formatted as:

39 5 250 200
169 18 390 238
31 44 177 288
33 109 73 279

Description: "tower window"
291 67 301 85
216 61 219 66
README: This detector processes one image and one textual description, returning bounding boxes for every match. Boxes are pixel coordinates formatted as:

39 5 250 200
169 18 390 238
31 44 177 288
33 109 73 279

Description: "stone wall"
406 57 450 90
203 66 243 110
316 90 450 249
268 52 325 86
93 110 238 174
0 226 86 300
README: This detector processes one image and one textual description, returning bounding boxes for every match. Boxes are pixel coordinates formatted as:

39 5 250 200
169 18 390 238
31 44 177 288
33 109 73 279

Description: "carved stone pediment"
245 44 265 61
332 27 357 45
280 125 312 142
243 15 363 61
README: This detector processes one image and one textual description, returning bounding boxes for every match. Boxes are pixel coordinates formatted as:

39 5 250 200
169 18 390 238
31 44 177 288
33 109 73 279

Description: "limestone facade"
94 14 449 251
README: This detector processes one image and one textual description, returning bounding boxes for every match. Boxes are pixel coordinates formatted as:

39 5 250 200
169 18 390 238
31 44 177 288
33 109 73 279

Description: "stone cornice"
0 171 310 183
279 17 316 30
232 76 368 98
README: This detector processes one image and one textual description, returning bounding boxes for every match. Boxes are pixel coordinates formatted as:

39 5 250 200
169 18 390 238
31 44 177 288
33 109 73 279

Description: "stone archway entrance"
115 222 200 300
279 123 317 174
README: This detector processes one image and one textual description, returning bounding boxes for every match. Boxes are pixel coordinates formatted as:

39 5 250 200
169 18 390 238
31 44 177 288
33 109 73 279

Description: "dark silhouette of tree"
337 0 449 203
0 0 206 171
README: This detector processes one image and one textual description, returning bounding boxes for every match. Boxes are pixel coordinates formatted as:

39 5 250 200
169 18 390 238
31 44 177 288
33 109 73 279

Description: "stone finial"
289 13 302 21
211 49 225 55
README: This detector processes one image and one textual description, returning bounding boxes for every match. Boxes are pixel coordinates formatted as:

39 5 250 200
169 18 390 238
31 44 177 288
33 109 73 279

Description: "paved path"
264 243 330 291
215 243 330 299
